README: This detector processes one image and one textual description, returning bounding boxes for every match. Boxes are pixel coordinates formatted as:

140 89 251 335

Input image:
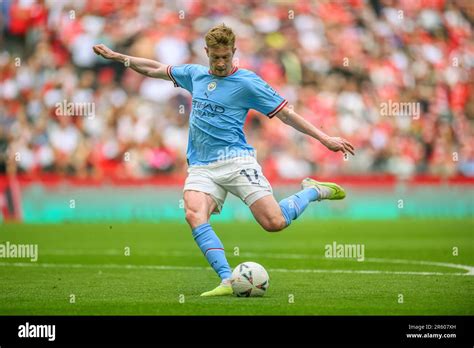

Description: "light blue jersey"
167 64 287 165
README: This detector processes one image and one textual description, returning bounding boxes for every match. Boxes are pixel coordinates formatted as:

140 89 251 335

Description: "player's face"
205 46 236 77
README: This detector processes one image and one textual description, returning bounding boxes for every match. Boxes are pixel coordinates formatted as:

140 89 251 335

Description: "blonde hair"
205 23 235 48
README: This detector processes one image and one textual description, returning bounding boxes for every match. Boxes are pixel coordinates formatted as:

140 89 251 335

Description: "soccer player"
93 24 354 297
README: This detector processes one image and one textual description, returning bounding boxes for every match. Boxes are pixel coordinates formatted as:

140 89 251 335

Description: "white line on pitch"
0 262 470 276
38 249 474 275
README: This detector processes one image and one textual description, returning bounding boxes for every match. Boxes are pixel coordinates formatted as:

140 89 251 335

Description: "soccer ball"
231 262 269 297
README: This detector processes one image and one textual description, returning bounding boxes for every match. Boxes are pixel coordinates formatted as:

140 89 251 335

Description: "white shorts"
183 156 273 214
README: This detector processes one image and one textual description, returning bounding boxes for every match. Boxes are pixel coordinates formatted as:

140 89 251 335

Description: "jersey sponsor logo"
207 81 217 91
192 100 225 118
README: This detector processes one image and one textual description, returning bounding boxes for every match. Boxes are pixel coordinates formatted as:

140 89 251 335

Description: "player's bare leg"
184 190 216 228
250 179 346 231
184 190 233 296
249 195 287 232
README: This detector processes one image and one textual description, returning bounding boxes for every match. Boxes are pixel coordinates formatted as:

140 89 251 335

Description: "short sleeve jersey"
167 64 288 165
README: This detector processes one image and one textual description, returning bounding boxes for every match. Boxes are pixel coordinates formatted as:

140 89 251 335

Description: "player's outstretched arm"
92 44 170 80
275 106 355 155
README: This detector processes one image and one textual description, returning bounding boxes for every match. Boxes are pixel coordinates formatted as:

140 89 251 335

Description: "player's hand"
322 136 355 155
93 44 116 60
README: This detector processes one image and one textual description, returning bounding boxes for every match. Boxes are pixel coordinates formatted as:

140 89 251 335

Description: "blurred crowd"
0 0 473 180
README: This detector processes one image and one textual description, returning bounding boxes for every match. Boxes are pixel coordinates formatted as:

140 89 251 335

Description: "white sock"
221 278 231 286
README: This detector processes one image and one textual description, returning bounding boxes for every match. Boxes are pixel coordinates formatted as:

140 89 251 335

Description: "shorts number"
240 169 260 185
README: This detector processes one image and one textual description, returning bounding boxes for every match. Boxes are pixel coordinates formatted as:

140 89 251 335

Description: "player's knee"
262 216 286 232
185 209 207 228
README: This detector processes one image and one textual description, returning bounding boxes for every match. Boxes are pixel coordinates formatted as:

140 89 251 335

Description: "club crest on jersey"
207 81 217 91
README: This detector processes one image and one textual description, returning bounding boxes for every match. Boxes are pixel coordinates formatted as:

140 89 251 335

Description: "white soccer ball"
231 261 269 297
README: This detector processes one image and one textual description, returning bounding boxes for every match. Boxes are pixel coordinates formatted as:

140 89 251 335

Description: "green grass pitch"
0 219 472 315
